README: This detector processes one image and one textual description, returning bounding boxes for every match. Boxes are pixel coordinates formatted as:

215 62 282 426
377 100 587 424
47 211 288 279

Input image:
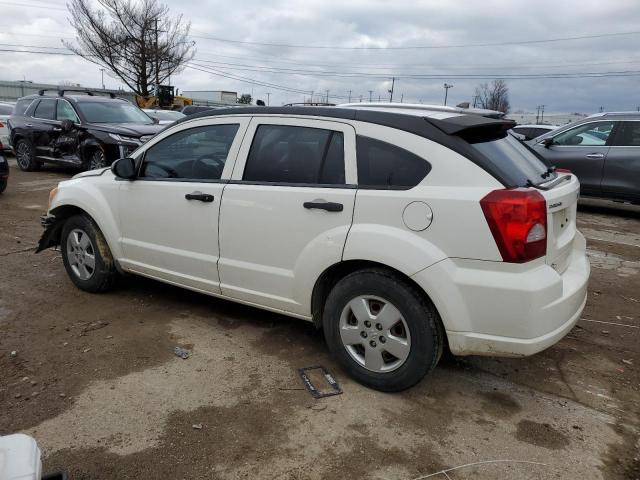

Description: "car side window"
56 101 80 123
356 136 431 189
612 122 640 147
140 124 240 180
33 99 56 120
553 121 615 147
243 125 345 185
14 98 33 115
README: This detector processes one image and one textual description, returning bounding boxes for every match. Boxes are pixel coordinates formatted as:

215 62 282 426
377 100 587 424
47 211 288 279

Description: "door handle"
585 153 605 160
303 201 343 212
25 123 33 127
52 127 62 132
185 191 214 202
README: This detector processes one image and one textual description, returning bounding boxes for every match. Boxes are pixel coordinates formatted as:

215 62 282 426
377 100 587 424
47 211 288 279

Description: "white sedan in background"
143 108 186 125
0 102 14 151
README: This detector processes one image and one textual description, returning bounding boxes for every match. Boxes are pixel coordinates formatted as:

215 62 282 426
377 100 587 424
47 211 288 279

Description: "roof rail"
38 88 117 99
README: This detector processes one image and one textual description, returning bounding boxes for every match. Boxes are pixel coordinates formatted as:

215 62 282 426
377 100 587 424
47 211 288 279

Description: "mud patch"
480 390 522 418
587 248 639 277
515 420 570 450
582 227 640 248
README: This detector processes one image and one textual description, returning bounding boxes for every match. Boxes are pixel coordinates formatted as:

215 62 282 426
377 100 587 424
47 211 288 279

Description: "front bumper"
35 214 63 253
412 231 590 357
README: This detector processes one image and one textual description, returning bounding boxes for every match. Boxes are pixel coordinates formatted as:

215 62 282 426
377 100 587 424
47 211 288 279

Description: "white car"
143 108 186 125
36 106 590 391
0 102 14 150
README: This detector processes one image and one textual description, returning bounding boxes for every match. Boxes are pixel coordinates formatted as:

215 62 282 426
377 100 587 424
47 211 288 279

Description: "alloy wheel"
66 228 96 280
90 150 107 170
16 142 31 169
339 295 411 373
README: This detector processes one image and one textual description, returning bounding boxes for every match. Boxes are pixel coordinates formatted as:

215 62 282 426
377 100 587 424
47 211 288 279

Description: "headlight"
48 186 59 210
108 133 141 144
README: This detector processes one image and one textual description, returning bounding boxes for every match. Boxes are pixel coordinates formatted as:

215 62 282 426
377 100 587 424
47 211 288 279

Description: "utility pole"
100 68 105 89
540 104 545 123
388 77 395 102
348 90 352 102
368 90 373 102
266 92 271 106
325 89 330 103
599 106 604 113
443 83 453 106
154 18 160 92
359 95 362 102
310 91 314 104
536 105 540 124
400 93 403 103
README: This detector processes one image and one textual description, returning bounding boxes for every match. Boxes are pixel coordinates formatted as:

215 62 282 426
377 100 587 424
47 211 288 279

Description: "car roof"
338 102 506 119
586 111 640 120
514 124 558 129
18 93 129 104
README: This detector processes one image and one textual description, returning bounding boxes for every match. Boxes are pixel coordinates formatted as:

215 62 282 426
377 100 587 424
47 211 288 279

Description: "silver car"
530 112 640 204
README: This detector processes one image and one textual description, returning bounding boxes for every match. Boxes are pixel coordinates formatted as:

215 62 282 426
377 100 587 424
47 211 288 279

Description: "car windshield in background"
77 102 153 124
0 104 13 115
152 110 185 121
470 133 553 187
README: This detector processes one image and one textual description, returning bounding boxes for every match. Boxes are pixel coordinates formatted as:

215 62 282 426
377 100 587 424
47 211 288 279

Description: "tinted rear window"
469 133 552 187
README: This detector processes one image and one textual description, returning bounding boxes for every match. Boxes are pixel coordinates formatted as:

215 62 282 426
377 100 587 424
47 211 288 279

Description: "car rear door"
30 98 60 158
117 117 250 294
218 116 357 316
533 120 616 196
602 120 640 202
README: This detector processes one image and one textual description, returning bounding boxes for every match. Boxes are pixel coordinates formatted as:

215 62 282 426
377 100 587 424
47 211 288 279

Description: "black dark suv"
8 89 164 171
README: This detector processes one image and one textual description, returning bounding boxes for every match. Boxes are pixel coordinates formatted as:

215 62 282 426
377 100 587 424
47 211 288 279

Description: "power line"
0 1 67 10
188 30 640 50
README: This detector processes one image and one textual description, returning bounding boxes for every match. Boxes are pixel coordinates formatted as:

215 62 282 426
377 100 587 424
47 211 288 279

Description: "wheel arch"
311 259 444 333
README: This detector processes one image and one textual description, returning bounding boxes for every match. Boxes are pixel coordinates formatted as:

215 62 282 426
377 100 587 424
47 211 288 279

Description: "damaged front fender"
35 214 65 253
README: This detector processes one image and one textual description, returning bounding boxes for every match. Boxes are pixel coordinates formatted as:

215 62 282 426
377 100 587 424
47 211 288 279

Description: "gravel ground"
0 156 638 480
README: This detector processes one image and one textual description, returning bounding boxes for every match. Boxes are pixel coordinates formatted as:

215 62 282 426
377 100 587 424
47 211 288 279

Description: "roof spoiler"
426 115 516 142
38 89 116 99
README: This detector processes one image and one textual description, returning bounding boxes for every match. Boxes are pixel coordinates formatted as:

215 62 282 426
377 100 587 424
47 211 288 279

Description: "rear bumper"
412 231 590 357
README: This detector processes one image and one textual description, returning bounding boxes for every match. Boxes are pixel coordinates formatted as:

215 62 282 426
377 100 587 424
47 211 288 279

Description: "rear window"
0 104 13 115
13 98 33 115
469 133 553 187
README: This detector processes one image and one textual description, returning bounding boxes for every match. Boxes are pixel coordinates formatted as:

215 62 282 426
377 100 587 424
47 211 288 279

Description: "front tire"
323 269 443 392
61 214 118 293
15 139 40 171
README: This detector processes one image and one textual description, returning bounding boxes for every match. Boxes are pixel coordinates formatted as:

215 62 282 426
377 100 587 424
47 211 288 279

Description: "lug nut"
360 331 368 338
379 336 386 343
375 323 383 331
364 320 371 328
369 340 377 348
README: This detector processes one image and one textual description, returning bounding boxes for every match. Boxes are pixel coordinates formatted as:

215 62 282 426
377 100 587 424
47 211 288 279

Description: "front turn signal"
48 186 59 211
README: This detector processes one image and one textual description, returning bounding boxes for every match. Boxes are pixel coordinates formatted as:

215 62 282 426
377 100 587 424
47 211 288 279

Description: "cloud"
1 0 639 112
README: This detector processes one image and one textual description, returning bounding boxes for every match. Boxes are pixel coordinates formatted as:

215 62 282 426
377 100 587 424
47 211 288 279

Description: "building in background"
182 90 238 106
0 80 135 103
507 111 589 126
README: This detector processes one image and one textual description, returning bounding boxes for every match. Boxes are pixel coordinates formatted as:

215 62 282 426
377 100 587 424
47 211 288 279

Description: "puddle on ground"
587 248 639 277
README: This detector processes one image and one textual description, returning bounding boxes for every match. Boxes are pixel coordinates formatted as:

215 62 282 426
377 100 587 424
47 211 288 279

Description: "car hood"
86 123 164 137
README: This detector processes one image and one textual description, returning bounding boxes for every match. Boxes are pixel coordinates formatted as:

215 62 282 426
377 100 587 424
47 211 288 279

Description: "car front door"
53 99 82 163
602 121 640 202
532 120 617 196
30 98 60 159
117 117 250 293
218 117 357 316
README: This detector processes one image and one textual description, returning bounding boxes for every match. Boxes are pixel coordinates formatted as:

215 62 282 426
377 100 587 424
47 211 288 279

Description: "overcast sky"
1 0 639 112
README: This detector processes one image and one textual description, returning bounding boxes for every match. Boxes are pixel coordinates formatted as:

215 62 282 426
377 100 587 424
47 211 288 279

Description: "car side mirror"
61 119 74 132
541 137 554 148
152 116 160 124
111 157 136 180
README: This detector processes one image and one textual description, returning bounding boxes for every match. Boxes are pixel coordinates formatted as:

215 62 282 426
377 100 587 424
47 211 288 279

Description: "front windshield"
77 102 153 124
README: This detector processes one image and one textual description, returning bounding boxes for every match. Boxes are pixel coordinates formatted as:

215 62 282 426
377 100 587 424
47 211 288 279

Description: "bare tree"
237 94 252 105
474 79 510 113
65 0 195 96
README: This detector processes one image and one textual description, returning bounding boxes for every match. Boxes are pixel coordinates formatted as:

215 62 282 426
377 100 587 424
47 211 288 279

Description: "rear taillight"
0 122 4 128
480 188 547 263
556 168 572 173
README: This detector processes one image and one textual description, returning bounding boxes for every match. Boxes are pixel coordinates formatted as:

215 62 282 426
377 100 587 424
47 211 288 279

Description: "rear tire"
61 214 118 293
15 139 40 171
323 269 443 392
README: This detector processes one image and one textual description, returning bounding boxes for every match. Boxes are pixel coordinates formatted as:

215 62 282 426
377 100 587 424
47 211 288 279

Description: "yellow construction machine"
135 85 192 110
